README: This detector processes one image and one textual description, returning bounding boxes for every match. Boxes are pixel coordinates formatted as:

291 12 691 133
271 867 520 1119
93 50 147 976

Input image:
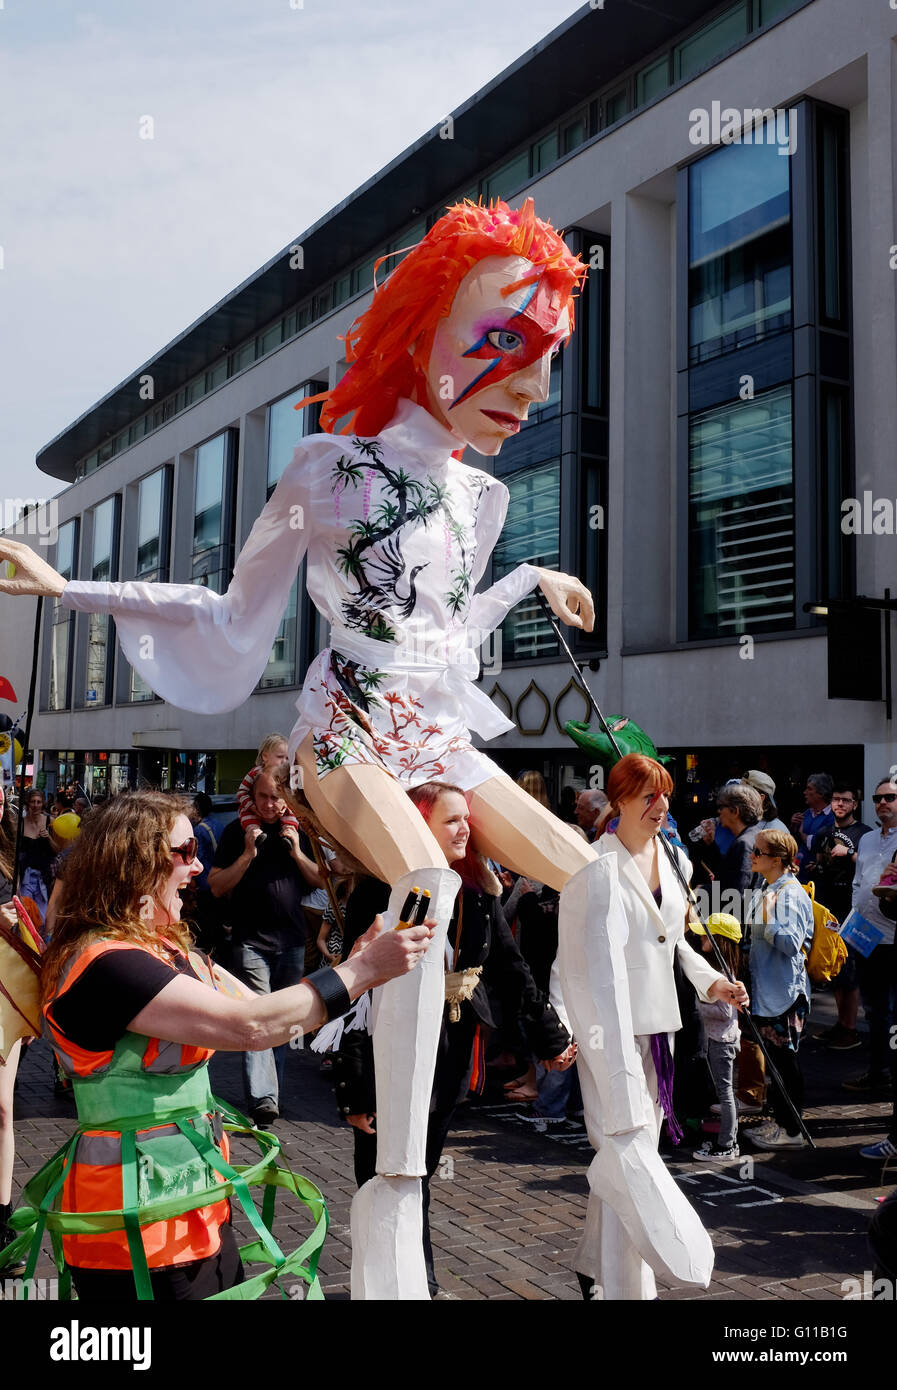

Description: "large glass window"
533 132 559 173
674 5 746 82
604 88 631 126
758 0 799 23
688 385 793 638
260 385 326 688
637 55 670 105
85 498 119 706
493 462 560 661
129 468 171 701
483 151 530 203
689 136 792 365
266 384 323 493
192 432 236 594
47 520 77 711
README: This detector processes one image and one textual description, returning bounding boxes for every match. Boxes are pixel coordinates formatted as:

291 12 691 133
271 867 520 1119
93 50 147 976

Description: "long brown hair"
407 782 500 896
517 770 551 811
41 791 194 1005
0 787 18 884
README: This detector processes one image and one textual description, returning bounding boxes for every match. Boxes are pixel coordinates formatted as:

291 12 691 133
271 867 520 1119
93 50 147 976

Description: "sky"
0 0 586 508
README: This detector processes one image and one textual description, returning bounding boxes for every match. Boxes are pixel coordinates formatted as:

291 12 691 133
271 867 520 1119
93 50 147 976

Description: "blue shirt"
797 806 834 870
851 824 897 946
194 816 225 891
749 873 814 1018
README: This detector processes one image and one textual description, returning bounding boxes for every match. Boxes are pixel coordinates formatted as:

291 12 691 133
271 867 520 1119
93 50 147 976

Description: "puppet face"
423 255 570 456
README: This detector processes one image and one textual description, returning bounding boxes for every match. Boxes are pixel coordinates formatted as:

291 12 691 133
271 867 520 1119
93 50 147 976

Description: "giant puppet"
0 199 733 1299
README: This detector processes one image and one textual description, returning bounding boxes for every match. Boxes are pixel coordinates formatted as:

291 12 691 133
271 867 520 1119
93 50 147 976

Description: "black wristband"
305 966 351 1022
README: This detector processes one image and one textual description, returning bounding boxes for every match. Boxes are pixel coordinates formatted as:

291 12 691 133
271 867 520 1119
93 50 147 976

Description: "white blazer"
593 834 724 1036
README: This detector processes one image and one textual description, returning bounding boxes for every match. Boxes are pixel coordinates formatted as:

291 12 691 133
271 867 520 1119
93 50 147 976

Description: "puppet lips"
480 410 522 432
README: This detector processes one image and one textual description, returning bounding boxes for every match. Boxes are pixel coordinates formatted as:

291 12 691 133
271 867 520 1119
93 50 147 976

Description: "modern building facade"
3 0 895 825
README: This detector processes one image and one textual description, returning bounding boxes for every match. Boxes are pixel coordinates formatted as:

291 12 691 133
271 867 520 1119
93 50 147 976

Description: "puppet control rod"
534 591 815 1149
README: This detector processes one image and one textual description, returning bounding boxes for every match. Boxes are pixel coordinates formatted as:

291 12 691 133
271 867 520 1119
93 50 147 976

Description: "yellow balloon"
0 734 22 763
51 812 81 842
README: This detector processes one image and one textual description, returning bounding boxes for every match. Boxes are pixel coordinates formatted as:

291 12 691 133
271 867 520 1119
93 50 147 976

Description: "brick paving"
4 986 894 1302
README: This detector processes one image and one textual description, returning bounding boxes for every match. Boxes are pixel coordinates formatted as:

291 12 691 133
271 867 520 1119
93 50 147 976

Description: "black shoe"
0 1212 27 1280
842 1071 890 1092
250 1100 279 1127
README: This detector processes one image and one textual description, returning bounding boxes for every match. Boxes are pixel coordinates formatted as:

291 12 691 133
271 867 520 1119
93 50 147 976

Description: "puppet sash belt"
321 626 515 740
1 1088 328 1302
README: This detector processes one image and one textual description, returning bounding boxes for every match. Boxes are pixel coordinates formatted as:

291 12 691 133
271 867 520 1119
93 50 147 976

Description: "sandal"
503 1086 539 1103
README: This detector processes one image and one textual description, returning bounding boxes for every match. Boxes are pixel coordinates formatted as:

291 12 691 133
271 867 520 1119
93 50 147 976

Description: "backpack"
802 880 848 984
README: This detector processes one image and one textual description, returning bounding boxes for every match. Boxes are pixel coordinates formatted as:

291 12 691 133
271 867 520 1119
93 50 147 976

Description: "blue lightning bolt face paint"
424 255 570 458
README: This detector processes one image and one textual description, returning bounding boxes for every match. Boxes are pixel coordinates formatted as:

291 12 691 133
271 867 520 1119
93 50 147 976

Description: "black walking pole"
535 591 815 1148
10 597 44 898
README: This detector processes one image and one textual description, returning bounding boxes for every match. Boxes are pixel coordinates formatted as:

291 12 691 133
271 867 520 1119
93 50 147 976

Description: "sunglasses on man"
872 793 897 804
170 836 198 863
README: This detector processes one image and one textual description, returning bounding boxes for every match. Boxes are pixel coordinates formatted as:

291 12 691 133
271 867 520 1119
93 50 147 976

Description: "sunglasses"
750 847 776 858
872 793 897 804
170 837 198 863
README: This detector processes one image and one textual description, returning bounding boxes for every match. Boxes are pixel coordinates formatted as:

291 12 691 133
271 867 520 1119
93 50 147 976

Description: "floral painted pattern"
312 651 470 782
330 438 481 641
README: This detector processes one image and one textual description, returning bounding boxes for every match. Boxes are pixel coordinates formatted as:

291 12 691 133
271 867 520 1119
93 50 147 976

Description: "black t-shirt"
814 820 872 920
50 947 205 1053
212 818 307 952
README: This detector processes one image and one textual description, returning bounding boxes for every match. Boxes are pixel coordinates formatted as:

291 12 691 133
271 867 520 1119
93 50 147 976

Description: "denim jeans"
707 1039 739 1149
231 943 305 1109
535 1062 582 1119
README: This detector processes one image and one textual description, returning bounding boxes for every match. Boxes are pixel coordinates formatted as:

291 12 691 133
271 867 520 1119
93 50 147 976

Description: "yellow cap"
689 912 742 943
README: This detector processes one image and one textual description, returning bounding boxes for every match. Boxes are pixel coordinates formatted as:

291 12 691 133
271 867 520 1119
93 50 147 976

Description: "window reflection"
493 462 560 661
85 499 118 706
689 386 794 638
689 137 792 365
130 469 171 701
48 520 77 711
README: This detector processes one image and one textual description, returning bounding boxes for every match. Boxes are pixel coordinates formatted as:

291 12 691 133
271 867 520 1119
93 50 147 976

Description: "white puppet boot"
557 855 714 1297
350 865 461 1300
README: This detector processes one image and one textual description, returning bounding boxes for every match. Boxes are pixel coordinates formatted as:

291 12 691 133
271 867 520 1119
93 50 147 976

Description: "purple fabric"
650 1031 682 1145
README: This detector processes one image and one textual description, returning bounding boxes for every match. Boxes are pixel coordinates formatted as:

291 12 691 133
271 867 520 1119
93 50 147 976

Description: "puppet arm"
58 435 339 714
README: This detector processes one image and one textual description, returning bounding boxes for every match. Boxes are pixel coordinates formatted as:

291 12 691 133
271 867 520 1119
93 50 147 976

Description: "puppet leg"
296 738 461 1299
467 777 713 1295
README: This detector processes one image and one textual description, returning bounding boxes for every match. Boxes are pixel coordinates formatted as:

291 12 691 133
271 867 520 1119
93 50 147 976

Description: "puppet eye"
486 329 524 352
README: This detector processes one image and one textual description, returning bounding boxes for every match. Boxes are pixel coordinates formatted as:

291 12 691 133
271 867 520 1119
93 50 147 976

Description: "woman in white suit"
559 753 748 1300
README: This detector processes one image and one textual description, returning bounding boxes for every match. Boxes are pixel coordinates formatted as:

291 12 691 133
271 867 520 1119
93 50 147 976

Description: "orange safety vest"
42 939 230 1271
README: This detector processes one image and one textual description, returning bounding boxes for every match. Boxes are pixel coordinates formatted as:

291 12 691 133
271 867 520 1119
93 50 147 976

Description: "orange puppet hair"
296 198 587 438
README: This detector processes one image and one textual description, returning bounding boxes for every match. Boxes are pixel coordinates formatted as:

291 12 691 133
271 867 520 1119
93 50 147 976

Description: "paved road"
6 986 894 1306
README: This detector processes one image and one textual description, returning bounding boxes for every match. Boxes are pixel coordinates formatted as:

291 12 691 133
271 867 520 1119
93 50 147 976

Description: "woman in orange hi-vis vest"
1 790 431 1301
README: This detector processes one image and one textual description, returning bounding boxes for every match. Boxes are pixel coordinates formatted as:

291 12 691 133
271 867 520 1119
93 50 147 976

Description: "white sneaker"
750 1124 807 1150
